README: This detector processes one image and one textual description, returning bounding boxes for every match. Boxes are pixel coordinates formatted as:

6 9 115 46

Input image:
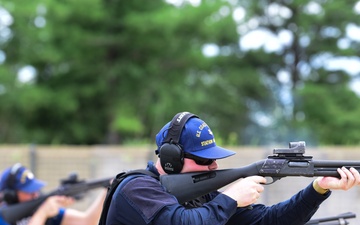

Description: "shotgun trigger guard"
264 176 282 185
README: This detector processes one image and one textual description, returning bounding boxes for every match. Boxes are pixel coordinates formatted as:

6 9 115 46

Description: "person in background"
0 163 107 225
105 112 360 225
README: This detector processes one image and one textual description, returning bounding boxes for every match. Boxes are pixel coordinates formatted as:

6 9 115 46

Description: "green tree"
1 0 359 145
295 82 360 145
231 0 360 145
0 0 271 144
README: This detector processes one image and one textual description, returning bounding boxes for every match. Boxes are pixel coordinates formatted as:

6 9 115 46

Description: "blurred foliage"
0 0 359 145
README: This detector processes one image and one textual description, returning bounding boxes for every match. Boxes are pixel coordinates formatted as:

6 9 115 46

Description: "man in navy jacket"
106 112 360 225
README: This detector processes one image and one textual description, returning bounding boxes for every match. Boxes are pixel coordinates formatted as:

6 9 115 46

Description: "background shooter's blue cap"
156 117 235 159
0 165 46 193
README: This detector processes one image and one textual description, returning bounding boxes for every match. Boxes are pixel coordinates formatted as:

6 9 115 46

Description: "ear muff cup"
159 143 184 174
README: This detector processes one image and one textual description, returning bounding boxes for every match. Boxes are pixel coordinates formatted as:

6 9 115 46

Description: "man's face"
17 190 40 202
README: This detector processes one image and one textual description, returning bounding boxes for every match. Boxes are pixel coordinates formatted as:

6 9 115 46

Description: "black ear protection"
3 163 23 205
158 112 198 174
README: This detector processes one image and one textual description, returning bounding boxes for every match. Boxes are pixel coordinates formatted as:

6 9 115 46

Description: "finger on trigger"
253 176 267 184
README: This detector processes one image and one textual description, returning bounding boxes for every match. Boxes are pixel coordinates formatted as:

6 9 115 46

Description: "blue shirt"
106 161 331 225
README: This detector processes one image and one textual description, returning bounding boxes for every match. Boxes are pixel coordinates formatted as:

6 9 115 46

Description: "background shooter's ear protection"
3 163 23 205
158 112 198 174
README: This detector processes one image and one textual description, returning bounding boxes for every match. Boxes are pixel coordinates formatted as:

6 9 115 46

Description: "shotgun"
160 141 360 204
305 212 356 224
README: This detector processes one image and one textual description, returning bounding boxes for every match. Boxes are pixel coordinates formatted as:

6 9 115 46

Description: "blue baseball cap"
0 164 46 193
156 116 235 159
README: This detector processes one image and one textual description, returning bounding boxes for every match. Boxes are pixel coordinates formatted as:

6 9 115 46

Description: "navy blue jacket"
106 162 330 225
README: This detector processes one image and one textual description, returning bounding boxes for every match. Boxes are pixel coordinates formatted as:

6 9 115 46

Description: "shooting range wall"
0 145 359 223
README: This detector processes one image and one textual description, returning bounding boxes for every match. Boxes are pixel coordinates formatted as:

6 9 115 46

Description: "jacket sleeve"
226 182 331 225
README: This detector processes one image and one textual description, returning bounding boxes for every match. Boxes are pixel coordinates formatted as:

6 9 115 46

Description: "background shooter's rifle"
160 141 360 204
305 212 356 225
0 173 111 224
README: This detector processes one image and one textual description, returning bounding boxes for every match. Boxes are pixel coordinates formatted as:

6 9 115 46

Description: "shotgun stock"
160 141 360 204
